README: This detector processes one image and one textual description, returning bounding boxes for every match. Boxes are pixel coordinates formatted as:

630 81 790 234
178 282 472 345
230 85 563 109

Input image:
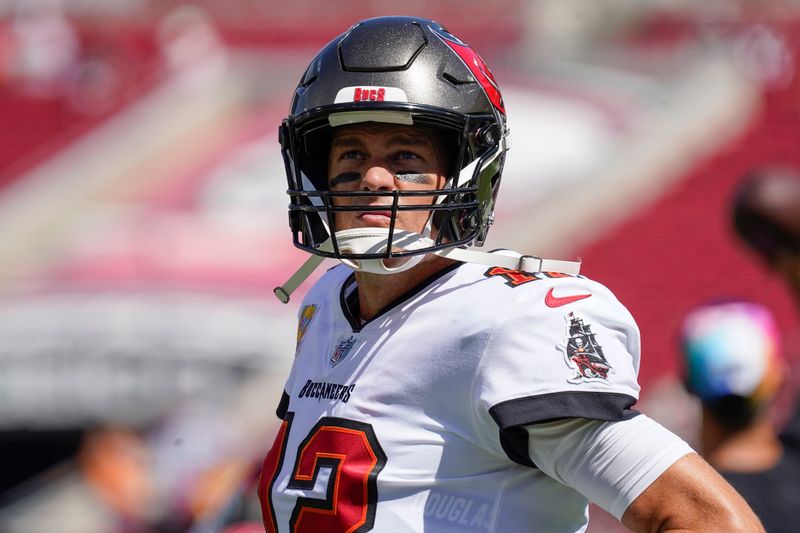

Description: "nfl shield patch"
330 336 357 368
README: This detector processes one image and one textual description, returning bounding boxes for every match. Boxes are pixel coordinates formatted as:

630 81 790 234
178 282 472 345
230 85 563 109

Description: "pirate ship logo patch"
330 336 357 368
295 304 318 352
559 312 613 383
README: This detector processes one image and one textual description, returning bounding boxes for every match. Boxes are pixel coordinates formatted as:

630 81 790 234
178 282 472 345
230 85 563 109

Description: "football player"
259 16 761 532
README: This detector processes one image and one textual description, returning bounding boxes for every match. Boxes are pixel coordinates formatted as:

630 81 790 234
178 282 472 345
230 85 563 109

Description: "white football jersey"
258 259 678 532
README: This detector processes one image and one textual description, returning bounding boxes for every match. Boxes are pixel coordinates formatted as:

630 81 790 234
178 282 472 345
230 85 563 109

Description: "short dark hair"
705 395 760 432
732 168 800 264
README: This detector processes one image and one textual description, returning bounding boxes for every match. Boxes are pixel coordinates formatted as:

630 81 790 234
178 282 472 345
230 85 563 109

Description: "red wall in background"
577 54 800 387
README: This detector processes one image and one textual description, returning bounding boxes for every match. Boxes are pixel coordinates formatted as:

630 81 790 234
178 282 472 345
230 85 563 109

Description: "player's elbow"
674 496 763 533
622 453 764 533
625 496 763 533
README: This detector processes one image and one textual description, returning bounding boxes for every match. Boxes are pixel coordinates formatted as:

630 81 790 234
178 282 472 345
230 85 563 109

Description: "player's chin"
382 254 421 269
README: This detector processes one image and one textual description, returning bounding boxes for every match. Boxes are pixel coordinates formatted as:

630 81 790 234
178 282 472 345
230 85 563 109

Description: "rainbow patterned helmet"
681 301 784 407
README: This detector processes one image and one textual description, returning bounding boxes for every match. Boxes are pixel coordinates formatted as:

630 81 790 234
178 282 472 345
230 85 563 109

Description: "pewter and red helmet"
274 16 580 302
279 16 509 268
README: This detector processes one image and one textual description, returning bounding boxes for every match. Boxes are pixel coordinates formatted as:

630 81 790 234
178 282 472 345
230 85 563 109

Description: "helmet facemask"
281 106 507 274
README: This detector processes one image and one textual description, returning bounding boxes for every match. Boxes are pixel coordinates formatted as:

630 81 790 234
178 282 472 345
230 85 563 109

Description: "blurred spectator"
157 4 227 85
732 22 796 91
0 0 80 97
680 300 799 533
79 427 157 532
733 168 800 306
733 165 800 449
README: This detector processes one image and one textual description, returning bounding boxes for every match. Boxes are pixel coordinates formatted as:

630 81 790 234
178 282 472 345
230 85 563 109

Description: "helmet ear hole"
300 128 333 191
477 124 501 151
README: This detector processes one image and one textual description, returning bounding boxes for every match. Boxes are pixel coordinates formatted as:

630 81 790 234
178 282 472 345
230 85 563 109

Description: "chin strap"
273 253 328 304
436 246 581 276
335 228 430 274
273 229 581 303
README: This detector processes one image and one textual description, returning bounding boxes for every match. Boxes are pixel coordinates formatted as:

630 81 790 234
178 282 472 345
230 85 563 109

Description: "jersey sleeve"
475 275 642 431
524 414 695 520
275 271 336 421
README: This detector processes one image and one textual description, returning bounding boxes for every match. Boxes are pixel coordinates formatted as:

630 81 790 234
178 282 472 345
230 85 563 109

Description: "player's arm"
621 453 762 533
525 414 763 533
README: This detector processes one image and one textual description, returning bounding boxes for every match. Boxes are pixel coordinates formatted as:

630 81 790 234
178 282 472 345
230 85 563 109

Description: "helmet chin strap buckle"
517 255 543 273
436 247 581 276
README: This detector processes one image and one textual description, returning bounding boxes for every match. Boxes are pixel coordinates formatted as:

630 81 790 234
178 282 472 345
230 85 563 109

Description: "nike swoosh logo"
545 287 592 308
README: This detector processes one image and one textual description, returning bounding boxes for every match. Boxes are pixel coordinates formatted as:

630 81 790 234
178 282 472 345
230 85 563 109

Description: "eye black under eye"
329 171 361 187
395 172 429 184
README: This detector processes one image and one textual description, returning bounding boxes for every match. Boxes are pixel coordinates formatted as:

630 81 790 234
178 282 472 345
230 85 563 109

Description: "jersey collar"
339 261 463 332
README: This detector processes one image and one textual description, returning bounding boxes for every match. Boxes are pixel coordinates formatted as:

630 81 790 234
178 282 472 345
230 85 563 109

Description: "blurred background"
0 0 798 531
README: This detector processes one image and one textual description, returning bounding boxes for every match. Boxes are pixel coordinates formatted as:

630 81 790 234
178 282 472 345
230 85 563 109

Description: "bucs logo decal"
559 312 613 383
431 26 505 114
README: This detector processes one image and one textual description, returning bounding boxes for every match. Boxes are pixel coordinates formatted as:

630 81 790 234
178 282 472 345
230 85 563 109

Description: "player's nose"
361 162 396 192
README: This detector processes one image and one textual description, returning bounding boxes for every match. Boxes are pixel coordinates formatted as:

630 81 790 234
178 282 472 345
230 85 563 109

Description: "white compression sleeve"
525 414 695 520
